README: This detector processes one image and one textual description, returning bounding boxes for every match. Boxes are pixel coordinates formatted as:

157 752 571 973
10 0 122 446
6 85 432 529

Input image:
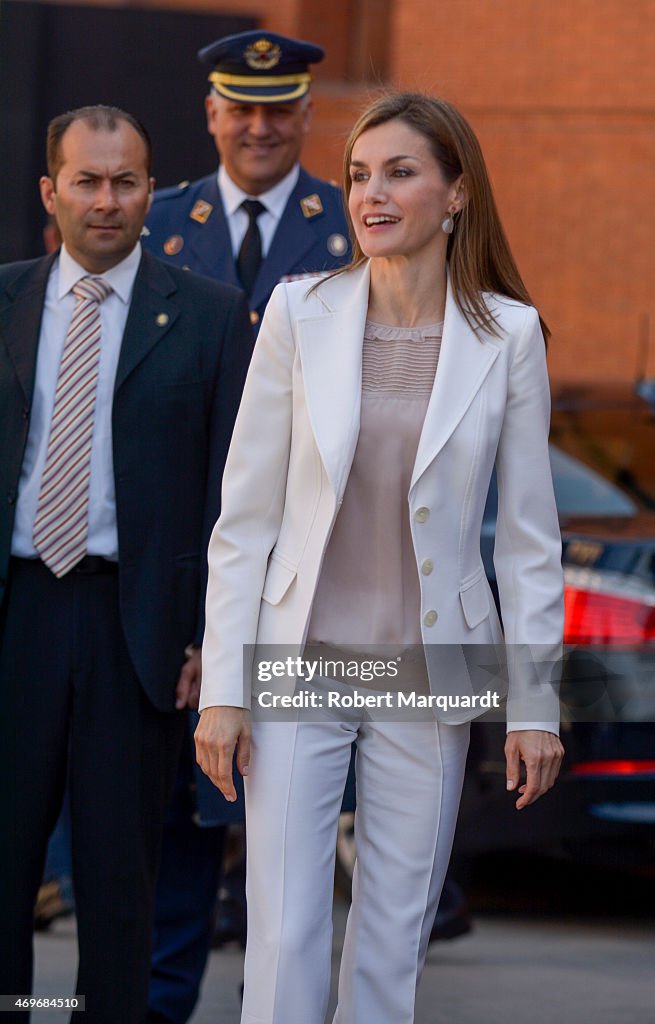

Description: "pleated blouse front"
307 319 443 650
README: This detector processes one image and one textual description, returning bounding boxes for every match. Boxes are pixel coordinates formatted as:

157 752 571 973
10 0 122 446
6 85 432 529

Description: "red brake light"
569 760 655 776
563 585 655 644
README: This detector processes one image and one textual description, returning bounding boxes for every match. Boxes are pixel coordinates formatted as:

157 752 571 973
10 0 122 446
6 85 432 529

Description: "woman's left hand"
504 730 564 810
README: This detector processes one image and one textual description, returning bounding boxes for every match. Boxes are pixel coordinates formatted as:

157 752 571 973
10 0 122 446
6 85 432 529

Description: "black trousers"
0 559 185 1023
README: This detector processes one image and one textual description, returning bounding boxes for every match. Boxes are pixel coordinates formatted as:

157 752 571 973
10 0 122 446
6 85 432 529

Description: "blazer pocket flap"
459 574 490 629
262 556 297 606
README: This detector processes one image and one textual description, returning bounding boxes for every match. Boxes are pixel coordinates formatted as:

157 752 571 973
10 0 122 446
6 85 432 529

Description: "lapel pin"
327 233 348 256
164 234 184 255
300 194 324 218
190 200 213 224
156 313 169 327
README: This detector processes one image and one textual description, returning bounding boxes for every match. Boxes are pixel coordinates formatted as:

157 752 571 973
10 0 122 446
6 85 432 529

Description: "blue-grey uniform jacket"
143 167 351 333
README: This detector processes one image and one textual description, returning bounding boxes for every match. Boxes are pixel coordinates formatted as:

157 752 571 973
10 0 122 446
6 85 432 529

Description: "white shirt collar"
56 242 142 305
218 164 300 221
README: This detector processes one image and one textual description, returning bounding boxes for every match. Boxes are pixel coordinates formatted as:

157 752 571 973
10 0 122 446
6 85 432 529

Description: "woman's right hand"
194 706 251 801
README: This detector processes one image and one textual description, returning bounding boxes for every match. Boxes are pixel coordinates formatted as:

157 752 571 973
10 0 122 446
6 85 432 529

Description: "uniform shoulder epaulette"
306 174 343 201
151 180 193 204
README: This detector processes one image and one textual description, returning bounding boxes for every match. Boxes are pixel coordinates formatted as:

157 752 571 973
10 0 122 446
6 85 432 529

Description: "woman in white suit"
196 92 564 1024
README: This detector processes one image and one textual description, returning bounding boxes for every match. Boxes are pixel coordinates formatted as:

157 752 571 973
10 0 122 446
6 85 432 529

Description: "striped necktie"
33 275 112 577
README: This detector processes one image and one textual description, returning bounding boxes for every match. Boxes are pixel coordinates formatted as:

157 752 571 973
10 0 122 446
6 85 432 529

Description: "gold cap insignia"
244 39 282 71
163 234 184 256
327 233 348 257
156 313 169 327
190 200 213 224
300 194 324 219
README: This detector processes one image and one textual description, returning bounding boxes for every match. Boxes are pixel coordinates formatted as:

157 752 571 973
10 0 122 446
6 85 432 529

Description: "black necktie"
236 199 266 296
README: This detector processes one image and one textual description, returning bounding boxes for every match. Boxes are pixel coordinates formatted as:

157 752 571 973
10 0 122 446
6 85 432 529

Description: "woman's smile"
348 119 460 261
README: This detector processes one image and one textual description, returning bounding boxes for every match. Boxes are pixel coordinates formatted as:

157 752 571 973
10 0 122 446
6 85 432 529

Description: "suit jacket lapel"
296 262 499 497
0 254 56 404
114 251 180 392
187 177 239 287
297 263 370 497
410 282 500 490
250 170 323 313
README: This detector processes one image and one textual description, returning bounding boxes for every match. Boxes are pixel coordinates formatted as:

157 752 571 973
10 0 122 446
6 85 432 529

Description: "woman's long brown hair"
333 91 549 342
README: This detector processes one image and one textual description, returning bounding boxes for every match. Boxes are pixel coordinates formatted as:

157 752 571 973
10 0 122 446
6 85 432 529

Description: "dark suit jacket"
143 167 352 329
0 248 253 711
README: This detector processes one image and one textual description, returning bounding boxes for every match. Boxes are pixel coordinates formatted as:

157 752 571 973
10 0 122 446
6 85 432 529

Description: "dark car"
457 383 655 871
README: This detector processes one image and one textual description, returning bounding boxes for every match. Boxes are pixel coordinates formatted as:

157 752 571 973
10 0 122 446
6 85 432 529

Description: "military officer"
143 29 351 1024
143 29 351 333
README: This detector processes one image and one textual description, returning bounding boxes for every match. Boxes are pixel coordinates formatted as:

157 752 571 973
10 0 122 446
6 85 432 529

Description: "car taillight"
564 585 655 644
569 760 655 776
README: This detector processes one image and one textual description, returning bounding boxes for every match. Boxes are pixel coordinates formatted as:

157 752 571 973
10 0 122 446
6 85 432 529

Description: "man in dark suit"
0 105 252 1023
142 30 352 1024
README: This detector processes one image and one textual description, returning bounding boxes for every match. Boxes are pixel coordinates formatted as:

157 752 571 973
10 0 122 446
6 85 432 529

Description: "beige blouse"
306 319 443 651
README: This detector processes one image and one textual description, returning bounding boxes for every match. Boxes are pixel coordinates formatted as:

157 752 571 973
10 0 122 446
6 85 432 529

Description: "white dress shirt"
218 164 300 258
11 243 142 560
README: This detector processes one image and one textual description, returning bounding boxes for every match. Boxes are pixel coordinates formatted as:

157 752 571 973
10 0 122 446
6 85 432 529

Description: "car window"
549 446 636 517
482 445 636 525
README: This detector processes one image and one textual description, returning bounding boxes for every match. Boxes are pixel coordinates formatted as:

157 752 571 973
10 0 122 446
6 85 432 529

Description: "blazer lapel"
410 282 500 489
295 262 499 496
297 263 370 497
114 251 180 391
0 254 55 403
187 178 240 287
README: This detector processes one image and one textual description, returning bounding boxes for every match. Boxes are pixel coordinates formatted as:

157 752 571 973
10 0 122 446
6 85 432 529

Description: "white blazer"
200 261 563 729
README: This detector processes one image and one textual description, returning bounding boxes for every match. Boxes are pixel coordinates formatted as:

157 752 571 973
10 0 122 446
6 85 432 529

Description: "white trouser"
240 697 470 1024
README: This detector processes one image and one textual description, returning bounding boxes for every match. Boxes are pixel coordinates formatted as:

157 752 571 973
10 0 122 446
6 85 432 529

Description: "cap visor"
213 82 310 102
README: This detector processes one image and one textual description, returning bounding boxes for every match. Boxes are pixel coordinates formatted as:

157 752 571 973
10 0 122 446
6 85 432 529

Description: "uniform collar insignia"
190 199 213 224
300 193 324 218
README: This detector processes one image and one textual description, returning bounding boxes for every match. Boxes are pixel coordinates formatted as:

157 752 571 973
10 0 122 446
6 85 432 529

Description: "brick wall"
388 0 655 382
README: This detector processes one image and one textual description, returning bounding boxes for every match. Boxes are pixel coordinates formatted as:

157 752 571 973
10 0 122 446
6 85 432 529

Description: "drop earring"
441 206 457 235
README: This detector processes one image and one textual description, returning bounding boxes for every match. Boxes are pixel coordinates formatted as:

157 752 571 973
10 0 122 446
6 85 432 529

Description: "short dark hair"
46 104 153 183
